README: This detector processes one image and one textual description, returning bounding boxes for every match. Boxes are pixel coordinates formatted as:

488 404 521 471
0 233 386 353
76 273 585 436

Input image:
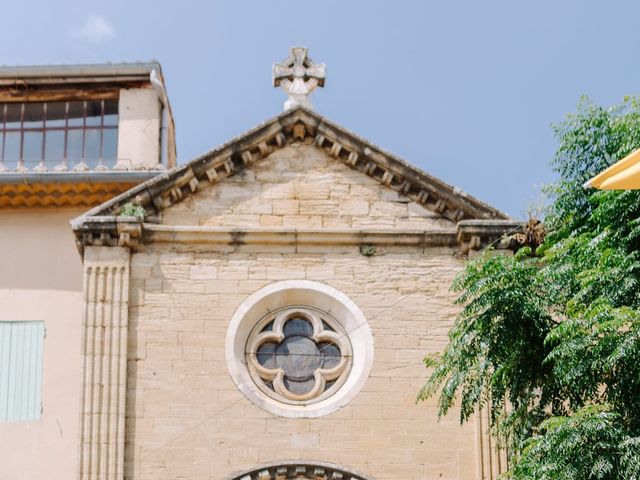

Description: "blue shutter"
0 321 45 421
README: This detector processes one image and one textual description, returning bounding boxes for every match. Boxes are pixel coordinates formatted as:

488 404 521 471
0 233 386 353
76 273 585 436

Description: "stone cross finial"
273 47 326 111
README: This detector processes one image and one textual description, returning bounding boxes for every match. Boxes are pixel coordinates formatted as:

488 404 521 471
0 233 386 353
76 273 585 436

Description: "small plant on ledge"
119 202 145 219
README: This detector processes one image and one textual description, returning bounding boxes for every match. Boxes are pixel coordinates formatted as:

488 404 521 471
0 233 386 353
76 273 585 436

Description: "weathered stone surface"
162 145 455 231
125 245 489 480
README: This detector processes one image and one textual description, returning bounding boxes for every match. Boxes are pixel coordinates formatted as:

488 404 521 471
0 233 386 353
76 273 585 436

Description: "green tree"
419 97 640 479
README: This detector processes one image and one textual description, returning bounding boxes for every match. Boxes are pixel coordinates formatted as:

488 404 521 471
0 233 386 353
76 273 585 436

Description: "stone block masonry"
162 145 453 232
125 245 484 480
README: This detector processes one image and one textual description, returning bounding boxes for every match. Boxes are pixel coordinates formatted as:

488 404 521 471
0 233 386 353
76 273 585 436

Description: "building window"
0 321 45 421
226 280 374 418
0 100 118 172
247 307 351 403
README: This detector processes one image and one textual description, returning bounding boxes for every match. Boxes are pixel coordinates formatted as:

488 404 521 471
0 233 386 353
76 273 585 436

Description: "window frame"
0 99 119 171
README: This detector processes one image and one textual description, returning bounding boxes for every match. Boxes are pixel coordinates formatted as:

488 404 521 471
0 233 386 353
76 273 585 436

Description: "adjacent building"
0 62 175 480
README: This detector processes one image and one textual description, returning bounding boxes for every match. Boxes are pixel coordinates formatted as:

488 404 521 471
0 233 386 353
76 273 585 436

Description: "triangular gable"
75 107 508 223
71 107 522 253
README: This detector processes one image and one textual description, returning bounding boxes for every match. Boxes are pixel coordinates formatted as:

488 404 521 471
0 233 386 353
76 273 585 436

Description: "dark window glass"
23 104 44 128
0 100 118 169
46 102 66 128
85 101 102 127
67 101 84 127
103 100 118 126
5 104 21 129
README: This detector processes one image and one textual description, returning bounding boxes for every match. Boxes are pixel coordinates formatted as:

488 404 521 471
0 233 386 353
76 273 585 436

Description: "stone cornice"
72 217 523 256
72 107 509 231
144 225 458 250
457 219 524 254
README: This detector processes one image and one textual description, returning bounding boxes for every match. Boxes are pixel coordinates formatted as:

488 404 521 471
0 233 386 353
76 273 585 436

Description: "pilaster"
78 246 130 480
477 406 508 479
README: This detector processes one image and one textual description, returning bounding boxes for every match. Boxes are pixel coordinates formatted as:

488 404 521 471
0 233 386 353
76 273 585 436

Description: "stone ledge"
457 219 524 253
73 219 526 255
143 225 458 249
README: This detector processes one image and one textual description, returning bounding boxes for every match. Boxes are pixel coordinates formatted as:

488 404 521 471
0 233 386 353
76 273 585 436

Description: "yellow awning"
585 148 640 189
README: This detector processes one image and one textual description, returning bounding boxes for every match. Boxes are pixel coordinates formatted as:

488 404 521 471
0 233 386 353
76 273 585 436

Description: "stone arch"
226 461 376 480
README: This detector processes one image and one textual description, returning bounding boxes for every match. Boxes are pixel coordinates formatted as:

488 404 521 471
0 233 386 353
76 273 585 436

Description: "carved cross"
273 47 326 110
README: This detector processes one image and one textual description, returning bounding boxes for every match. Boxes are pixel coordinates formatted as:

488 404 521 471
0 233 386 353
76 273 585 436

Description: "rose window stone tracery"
246 308 351 404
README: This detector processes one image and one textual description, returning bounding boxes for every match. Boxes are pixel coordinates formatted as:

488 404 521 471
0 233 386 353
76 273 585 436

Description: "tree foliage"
419 97 640 479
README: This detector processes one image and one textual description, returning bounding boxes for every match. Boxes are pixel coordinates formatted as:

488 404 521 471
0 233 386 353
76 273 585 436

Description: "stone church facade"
71 50 516 479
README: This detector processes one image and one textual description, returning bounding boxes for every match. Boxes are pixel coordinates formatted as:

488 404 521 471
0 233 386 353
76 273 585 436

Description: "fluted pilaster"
78 247 130 480
477 405 508 479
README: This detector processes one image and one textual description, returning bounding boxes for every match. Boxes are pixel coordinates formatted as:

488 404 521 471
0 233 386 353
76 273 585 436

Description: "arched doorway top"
226 461 376 480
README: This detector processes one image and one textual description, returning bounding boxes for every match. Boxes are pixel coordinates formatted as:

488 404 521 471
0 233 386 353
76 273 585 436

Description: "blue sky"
2 1 639 217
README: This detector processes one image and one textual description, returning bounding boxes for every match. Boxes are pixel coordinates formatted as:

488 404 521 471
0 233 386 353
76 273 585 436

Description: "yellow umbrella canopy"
585 148 640 189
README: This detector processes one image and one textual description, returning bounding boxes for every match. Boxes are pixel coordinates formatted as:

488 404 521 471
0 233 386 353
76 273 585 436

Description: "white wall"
0 208 84 480
117 88 162 170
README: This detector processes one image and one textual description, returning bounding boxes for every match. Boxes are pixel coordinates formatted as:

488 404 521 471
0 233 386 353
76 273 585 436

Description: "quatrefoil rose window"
246 308 352 404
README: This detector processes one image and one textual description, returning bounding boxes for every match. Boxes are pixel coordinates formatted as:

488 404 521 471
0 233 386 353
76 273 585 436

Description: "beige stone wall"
162 144 454 231
125 244 482 480
0 208 85 480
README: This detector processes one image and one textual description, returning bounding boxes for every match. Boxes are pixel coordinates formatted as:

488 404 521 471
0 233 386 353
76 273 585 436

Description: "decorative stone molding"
226 281 374 418
246 307 352 404
72 106 510 252
456 219 524 254
273 47 326 111
73 216 143 252
143 225 458 251
226 461 375 480
77 246 131 480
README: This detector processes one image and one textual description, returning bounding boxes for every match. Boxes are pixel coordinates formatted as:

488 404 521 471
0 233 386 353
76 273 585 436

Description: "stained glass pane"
283 377 315 395
322 320 335 332
324 379 336 392
283 318 314 337
260 320 274 333
276 336 321 381
250 309 348 402
256 343 277 369
319 343 341 369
